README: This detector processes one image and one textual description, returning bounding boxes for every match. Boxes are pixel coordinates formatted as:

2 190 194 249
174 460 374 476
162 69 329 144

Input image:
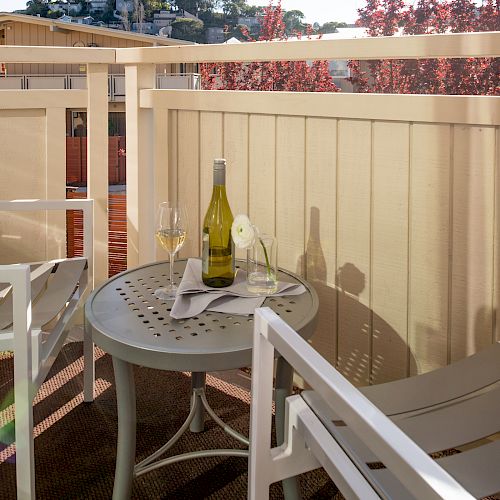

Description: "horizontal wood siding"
159 94 500 384
5 22 156 74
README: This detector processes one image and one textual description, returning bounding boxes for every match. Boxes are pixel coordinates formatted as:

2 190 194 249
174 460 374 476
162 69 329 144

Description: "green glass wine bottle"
202 159 235 287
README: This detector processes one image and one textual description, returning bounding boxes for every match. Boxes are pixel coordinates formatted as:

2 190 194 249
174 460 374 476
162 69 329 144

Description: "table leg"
112 357 136 500
275 357 301 500
190 372 206 433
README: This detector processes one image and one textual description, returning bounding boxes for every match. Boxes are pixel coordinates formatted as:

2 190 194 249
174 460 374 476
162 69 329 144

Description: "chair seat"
300 342 500 499
370 440 500 499
0 258 87 345
249 307 494 500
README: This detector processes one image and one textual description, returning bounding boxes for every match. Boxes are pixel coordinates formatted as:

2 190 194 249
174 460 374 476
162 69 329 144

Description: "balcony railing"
0 72 201 100
0 32 499 384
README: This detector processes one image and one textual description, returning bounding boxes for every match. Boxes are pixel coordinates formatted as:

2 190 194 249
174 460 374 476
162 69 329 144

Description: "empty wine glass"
154 201 187 300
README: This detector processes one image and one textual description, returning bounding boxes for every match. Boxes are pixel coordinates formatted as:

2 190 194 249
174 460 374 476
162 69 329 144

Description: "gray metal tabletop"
85 259 319 373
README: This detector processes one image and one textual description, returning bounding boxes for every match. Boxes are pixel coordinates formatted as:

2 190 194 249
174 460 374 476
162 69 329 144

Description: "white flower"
231 214 256 249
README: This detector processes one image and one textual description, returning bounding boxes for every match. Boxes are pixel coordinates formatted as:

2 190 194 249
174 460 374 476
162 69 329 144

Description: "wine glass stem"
169 252 175 287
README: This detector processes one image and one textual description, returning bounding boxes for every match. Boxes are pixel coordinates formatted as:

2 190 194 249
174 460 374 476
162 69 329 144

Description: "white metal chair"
249 307 500 499
0 199 94 500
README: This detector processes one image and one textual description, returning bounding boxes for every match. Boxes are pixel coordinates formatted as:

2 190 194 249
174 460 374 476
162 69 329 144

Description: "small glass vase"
246 234 278 295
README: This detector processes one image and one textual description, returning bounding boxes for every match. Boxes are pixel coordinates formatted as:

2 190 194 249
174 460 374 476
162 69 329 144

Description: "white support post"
125 63 156 268
87 63 109 285
153 109 169 260
45 107 67 260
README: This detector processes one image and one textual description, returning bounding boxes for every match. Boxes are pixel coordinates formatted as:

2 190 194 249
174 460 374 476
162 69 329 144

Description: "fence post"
87 63 109 284
125 63 156 267
45 107 67 259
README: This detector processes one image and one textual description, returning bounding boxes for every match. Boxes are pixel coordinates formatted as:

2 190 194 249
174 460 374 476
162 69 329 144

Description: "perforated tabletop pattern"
86 260 319 372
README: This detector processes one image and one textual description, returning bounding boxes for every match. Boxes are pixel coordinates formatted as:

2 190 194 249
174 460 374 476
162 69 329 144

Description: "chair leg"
83 317 95 403
11 265 36 499
275 358 302 500
14 376 35 499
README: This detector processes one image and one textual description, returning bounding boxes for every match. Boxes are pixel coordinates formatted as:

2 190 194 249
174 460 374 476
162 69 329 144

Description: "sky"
1 1 368 24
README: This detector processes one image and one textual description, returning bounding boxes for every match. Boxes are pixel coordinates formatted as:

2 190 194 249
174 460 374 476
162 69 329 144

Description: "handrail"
140 89 500 125
0 45 116 64
0 31 499 66
115 31 500 64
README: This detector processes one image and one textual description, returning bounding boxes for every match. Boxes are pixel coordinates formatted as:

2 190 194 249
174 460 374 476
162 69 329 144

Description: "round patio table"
85 259 318 499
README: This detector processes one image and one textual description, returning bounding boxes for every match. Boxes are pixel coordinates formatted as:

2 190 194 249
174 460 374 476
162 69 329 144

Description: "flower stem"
259 238 272 277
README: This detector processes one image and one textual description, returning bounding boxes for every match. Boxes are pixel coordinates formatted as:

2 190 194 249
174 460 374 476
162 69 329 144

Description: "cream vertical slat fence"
249 115 276 237
336 119 372 385
305 117 337 369
125 63 156 268
176 110 200 259
276 116 306 276
141 83 499 383
409 124 452 375
371 122 410 383
450 125 496 362
87 63 110 285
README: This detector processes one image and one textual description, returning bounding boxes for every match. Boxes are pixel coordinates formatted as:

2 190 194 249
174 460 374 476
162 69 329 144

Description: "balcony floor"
0 343 338 499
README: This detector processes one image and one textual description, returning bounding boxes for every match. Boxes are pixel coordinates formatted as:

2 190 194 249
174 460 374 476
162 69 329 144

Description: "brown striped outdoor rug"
0 343 338 499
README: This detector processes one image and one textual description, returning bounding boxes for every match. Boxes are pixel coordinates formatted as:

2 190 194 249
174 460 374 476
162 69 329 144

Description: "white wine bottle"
202 159 235 287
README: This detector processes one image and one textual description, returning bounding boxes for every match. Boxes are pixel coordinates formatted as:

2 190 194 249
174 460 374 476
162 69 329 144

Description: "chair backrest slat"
0 262 55 330
359 341 500 416
31 258 86 328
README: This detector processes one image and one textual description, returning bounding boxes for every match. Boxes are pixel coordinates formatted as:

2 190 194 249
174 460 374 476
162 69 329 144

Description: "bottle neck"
213 168 226 186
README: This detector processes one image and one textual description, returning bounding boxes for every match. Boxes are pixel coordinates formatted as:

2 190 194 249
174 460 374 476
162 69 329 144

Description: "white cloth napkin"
169 258 306 319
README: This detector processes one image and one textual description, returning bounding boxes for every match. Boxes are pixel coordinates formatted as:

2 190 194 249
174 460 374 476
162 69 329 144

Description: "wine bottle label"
202 232 209 275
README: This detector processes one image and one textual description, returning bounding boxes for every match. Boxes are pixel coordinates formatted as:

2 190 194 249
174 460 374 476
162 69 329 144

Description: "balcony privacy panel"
0 109 54 264
165 102 498 386
0 87 88 267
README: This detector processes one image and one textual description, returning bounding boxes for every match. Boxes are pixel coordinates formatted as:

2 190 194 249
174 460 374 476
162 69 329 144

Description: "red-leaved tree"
200 0 339 92
349 0 499 95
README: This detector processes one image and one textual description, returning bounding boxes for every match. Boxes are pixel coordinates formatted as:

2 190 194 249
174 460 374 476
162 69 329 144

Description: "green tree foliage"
25 0 50 17
283 9 305 33
101 0 118 23
78 0 91 15
220 0 247 18
172 0 216 14
171 17 204 41
144 0 171 18
225 22 248 39
318 21 348 34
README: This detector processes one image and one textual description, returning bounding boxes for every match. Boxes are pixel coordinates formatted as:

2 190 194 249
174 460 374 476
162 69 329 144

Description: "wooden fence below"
67 191 127 276
66 136 126 186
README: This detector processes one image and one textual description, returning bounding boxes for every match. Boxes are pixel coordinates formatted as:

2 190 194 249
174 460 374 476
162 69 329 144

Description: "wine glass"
154 201 187 300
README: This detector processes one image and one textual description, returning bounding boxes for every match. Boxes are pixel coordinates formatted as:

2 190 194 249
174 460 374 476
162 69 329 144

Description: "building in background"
206 26 224 44
0 12 199 191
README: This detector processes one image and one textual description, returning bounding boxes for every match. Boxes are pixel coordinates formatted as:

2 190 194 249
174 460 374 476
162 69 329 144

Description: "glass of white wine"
154 201 187 300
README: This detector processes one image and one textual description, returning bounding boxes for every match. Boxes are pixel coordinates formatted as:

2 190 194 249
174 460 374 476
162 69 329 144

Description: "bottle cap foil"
213 158 227 170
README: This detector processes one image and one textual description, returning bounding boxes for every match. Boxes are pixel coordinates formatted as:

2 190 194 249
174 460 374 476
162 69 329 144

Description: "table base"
112 359 250 499
135 373 249 478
